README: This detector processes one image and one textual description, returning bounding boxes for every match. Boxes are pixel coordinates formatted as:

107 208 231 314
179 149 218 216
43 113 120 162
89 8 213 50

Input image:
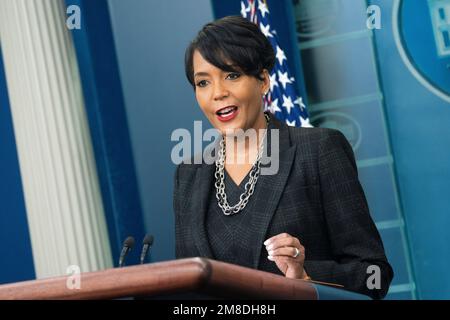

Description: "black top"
205 115 275 269
205 168 256 269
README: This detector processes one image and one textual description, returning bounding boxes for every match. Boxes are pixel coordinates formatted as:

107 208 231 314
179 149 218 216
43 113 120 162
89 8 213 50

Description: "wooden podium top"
0 258 318 300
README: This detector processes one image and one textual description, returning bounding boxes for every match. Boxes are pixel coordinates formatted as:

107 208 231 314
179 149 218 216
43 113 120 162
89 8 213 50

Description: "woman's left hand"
264 233 306 279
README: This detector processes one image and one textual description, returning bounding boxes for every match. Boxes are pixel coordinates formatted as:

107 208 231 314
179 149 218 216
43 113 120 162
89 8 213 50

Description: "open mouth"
216 106 239 122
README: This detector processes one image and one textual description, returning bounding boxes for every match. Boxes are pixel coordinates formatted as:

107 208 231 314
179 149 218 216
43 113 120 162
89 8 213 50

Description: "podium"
0 258 369 300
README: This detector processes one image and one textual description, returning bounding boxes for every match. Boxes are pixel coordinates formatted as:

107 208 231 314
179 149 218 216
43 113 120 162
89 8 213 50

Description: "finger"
268 255 301 266
267 256 288 274
268 246 303 259
271 256 306 279
269 246 305 261
266 236 301 251
264 232 292 246
268 255 293 263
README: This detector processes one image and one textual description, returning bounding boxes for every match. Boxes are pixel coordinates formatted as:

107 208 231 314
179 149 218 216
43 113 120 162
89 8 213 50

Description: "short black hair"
185 15 275 89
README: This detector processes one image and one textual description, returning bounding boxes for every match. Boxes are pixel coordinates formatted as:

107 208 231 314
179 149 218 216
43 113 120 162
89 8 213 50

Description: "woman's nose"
213 83 229 101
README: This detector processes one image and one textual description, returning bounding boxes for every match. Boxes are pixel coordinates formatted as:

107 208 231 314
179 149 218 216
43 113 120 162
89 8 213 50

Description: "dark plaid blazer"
173 112 393 299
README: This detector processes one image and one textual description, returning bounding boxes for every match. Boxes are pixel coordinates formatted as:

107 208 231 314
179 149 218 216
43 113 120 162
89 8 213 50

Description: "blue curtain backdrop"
0 47 35 284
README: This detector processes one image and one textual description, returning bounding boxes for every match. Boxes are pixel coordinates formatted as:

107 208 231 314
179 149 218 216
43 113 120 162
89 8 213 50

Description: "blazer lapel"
191 158 216 259
250 113 297 268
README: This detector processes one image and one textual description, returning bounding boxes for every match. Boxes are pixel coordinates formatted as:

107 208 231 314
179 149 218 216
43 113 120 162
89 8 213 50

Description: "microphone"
140 234 154 264
118 236 135 267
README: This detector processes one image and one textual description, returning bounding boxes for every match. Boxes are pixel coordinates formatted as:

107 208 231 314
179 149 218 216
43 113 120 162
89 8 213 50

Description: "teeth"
217 106 237 115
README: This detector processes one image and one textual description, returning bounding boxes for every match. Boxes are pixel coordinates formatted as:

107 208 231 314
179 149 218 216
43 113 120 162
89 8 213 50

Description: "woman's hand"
264 233 307 279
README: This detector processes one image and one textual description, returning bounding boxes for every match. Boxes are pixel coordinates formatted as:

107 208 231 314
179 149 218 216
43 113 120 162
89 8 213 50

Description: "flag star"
294 96 306 110
275 45 287 65
286 119 297 127
240 1 250 18
259 23 273 38
269 73 279 92
282 94 294 114
277 71 292 89
258 0 270 17
300 116 313 128
269 98 282 113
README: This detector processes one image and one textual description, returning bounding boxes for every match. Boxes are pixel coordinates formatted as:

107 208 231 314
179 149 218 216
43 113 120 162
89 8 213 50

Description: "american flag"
241 0 312 127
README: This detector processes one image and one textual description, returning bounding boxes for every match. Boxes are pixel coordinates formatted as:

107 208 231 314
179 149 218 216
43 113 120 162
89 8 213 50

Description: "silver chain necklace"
214 114 269 215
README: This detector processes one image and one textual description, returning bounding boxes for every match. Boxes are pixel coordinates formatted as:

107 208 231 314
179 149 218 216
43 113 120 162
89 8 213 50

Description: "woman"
173 15 393 299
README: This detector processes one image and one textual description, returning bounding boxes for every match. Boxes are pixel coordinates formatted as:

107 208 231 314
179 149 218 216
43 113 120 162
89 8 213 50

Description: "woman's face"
192 50 269 136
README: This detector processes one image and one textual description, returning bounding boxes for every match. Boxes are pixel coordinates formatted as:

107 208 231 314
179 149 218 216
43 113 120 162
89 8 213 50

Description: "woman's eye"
196 80 208 87
227 73 241 80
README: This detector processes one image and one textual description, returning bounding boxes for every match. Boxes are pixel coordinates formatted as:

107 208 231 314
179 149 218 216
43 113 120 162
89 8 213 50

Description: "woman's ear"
261 69 270 95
